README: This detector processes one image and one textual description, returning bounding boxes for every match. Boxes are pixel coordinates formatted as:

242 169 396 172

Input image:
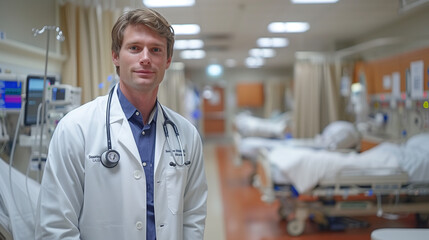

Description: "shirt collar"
117 85 157 124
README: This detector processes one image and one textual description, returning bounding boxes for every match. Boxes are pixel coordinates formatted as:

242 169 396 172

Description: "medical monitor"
0 74 23 111
46 84 81 106
51 86 66 102
24 75 56 126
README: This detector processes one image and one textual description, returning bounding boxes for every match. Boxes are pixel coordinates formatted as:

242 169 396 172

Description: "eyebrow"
125 38 166 46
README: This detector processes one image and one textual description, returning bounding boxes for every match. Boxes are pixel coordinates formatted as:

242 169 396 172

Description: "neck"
120 84 158 124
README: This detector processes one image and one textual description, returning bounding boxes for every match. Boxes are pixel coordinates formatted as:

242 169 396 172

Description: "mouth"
134 69 155 77
135 69 154 74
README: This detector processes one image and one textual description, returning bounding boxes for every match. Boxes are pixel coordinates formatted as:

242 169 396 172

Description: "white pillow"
321 121 360 149
406 132 429 149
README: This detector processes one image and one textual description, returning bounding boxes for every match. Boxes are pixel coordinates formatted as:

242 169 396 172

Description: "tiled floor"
204 143 226 240
205 142 427 240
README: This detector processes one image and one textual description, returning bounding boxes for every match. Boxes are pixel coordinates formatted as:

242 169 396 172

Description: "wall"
0 0 63 76
351 6 429 63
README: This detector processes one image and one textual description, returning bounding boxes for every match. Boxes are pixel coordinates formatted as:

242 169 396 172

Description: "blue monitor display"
0 80 22 110
24 75 56 126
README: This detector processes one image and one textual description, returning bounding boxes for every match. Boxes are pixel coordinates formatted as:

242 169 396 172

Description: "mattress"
268 141 429 193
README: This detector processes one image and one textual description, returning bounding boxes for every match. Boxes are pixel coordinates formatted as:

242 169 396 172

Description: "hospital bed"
238 120 360 161
0 158 40 240
234 111 293 139
231 111 293 178
234 121 360 185
255 132 429 236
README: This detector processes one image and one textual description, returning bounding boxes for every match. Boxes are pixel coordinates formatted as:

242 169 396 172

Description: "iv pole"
32 26 65 179
6 26 66 230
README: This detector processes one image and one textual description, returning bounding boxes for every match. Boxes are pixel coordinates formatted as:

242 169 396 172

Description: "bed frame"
255 148 429 236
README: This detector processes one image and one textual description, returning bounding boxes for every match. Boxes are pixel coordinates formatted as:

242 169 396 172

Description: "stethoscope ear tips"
169 161 191 167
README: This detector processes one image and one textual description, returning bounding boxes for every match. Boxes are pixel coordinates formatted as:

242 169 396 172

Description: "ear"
112 51 119 67
165 57 172 69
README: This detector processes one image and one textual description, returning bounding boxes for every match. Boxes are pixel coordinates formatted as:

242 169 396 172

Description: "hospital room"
1 0 429 239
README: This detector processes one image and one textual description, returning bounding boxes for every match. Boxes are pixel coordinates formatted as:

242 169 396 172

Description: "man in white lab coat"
35 8 208 240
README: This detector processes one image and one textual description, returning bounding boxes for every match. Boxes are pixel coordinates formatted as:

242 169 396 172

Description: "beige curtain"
292 61 340 138
59 2 121 103
158 63 187 116
263 81 286 118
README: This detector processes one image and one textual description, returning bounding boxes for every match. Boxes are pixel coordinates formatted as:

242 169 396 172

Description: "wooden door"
203 86 225 137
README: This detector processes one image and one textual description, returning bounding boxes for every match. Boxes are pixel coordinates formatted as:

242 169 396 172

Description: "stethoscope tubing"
104 85 189 168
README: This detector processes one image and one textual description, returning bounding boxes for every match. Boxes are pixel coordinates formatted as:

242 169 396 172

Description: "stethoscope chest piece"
101 148 120 168
102 85 190 169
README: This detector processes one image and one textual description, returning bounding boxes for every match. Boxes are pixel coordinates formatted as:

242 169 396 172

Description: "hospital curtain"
263 81 286 118
158 63 187 117
292 61 340 138
59 2 120 103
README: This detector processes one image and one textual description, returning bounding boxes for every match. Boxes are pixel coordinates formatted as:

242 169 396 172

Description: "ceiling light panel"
143 0 195 8
172 24 201 35
257 38 289 48
174 39 204 49
249 48 276 58
180 50 206 59
245 57 265 68
268 22 310 33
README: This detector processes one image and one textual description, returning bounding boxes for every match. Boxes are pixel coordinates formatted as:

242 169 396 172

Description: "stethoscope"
101 86 190 168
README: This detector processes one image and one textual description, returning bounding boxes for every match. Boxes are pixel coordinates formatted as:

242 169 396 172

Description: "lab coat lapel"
154 102 167 173
109 87 141 164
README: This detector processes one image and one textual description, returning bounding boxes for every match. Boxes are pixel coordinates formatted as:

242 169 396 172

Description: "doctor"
35 8 208 240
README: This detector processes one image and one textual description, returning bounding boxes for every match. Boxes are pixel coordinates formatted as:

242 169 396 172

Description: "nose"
139 48 151 65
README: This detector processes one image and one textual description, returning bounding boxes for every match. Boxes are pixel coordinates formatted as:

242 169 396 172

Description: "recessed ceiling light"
206 64 223 77
268 22 310 33
180 50 206 59
249 48 276 58
245 57 265 68
291 0 339 4
143 0 195 8
257 38 289 48
172 24 200 35
174 39 204 49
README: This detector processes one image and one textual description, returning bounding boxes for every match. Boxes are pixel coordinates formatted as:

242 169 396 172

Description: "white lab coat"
35 85 208 240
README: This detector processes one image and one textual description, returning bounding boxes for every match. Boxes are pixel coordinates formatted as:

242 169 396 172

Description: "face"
112 24 172 95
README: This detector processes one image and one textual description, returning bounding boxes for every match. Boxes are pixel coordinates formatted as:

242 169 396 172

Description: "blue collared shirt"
117 87 157 240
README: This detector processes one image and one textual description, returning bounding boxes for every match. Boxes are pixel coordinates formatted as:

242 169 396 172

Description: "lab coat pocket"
166 165 188 215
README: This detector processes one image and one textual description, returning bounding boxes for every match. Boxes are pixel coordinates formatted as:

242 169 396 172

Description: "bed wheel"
287 219 305 236
278 206 288 220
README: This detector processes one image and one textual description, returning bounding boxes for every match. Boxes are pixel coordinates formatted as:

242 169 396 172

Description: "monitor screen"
24 75 56 126
0 80 22 111
51 87 66 101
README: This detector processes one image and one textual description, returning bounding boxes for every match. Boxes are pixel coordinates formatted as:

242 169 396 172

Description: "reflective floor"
204 141 426 240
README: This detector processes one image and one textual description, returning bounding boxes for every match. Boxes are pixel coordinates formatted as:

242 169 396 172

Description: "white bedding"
234 111 292 139
240 137 324 160
240 121 360 160
0 158 40 240
268 138 429 194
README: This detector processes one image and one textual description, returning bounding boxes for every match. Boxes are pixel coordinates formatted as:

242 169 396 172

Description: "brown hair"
111 8 175 74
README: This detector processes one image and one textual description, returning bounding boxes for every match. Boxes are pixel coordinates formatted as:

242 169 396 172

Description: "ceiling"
116 0 429 70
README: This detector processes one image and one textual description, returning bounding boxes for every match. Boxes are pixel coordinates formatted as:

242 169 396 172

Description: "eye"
152 47 162 53
129 46 141 52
